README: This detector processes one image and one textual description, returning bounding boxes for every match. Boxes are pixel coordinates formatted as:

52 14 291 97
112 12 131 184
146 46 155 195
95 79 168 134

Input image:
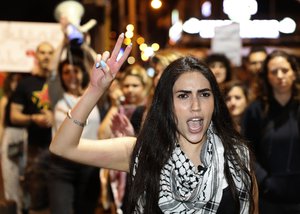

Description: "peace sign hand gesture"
90 33 132 91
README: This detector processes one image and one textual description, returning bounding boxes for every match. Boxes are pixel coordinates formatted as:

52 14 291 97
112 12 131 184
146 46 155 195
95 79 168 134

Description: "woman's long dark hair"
125 56 255 213
205 53 232 82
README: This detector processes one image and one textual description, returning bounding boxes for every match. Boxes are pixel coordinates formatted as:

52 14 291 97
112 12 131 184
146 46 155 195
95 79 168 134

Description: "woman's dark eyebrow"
198 88 211 93
175 88 211 93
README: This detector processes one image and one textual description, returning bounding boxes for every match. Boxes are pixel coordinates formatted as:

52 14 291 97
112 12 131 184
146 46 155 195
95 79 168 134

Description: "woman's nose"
127 86 134 92
191 97 200 111
276 69 284 78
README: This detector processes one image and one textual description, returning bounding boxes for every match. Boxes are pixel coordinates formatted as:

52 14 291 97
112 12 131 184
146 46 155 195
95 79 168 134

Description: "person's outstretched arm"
50 33 134 172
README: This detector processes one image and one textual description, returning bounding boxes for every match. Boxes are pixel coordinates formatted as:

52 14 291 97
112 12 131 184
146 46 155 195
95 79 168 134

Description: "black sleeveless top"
217 186 238 214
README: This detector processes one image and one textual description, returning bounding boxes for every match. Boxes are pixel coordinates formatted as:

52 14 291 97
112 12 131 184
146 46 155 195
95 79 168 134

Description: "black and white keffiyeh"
134 124 251 213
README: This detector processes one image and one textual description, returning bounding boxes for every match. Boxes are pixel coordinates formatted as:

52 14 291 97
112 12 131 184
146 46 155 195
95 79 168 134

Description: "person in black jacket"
242 50 300 214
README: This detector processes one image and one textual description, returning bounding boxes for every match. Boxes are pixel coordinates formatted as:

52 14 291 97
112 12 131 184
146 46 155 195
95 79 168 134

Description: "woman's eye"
201 92 211 97
282 68 290 74
234 96 241 100
178 93 188 99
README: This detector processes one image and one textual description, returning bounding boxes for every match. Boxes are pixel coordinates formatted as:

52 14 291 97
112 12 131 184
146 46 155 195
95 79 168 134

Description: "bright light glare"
126 24 134 31
141 53 149 61
147 67 155 77
182 18 200 34
202 1 212 17
151 43 160 51
137 37 145 45
182 18 286 38
123 38 131 45
139 43 147 51
198 20 232 38
223 0 257 22
144 46 154 57
127 56 135 64
169 21 183 43
151 0 162 9
125 31 134 39
240 20 279 38
181 14 295 39
171 9 179 25
279 17 296 34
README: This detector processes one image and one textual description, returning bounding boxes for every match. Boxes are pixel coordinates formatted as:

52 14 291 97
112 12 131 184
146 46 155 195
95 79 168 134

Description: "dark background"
0 0 299 49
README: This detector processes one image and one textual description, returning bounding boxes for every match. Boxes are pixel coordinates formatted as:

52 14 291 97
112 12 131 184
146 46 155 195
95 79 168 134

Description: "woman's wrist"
71 85 104 122
86 84 105 97
85 85 107 105
67 109 88 128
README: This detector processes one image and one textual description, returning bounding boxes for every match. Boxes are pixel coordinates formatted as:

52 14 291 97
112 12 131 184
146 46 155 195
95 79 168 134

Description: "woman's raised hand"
90 33 132 91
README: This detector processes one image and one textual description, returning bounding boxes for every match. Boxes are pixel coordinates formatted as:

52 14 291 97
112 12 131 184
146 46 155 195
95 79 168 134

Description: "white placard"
211 23 242 66
0 21 64 72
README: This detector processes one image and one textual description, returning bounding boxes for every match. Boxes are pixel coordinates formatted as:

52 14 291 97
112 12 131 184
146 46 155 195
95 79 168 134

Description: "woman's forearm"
49 33 132 167
49 85 104 156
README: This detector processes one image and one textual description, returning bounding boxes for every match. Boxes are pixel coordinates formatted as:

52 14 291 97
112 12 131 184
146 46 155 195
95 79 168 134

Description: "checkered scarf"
134 124 250 213
158 124 250 213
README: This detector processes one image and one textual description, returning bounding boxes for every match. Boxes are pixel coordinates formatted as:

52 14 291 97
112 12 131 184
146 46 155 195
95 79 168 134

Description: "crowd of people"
0 18 300 214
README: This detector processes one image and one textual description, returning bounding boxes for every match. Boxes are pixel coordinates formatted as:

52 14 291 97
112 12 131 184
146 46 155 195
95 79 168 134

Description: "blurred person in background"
245 46 268 100
97 77 125 212
10 42 54 214
205 53 233 92
99 63 151 139
48 15 97 109
224 80 250 133
246 46 268 75
98 63 151 213
242 50 300 214
0 72 27 214
0 73 25 140
151 50 185 87
49 57 101 214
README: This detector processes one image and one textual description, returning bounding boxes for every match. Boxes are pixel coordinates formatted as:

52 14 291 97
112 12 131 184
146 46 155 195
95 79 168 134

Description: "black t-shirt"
11 75 52 148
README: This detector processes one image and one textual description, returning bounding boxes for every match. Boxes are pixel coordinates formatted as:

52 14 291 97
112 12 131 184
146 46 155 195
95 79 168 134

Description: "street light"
151 0 162 9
